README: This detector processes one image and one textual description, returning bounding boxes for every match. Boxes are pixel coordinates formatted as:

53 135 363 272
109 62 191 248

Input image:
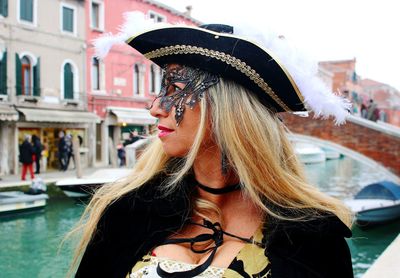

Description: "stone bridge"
281 114 400 181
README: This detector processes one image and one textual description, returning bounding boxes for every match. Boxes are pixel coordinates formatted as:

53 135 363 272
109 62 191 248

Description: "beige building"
0 0 98 175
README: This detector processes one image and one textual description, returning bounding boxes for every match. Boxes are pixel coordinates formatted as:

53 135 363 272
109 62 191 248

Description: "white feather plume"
232 23 351 125
93 11 170 59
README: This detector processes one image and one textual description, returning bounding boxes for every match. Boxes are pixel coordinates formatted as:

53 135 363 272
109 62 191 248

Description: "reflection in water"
0 156 398 278
305 157 394 199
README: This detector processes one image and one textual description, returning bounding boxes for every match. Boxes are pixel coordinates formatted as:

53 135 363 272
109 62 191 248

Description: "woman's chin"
161 145 188 158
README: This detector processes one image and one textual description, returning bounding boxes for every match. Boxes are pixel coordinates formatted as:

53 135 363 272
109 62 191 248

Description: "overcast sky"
158 0 400 90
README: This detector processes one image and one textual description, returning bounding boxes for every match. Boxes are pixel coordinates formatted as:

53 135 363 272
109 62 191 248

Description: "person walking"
65 134 75 170
58 131 68 171
31 135 43 174
19 134 35 181
367 99 378 121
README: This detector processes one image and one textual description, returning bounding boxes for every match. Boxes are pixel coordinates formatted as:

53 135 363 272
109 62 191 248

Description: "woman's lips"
158 125 174 138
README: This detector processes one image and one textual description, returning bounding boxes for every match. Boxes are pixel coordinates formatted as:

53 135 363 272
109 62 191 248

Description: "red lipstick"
158 125 174 138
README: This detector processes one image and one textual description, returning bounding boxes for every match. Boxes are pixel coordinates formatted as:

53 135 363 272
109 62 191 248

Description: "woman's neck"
192 146 240 203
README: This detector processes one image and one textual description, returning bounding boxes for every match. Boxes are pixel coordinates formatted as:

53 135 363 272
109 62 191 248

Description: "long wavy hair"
68 76 352 274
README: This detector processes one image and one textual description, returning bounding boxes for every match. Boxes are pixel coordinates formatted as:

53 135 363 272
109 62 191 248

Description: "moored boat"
345 181 400 226
294 143 326 164
0 191 48 215
322 147 341 160
56 168 131 197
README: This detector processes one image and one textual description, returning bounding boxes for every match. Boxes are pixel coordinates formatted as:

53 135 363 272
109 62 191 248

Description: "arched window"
64 63 74 99
133 64 140 95
16 53 40 96
21 56 32 96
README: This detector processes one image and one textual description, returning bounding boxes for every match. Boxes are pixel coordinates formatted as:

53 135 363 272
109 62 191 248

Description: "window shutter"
33 57 40 96
0 51 6 95
0 0 8 17
63 7 73 32
15 53 22 95
22 0 33 22
64 63 73 99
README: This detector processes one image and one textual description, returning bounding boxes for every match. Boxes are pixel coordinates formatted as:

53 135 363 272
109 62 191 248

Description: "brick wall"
281 113 400 176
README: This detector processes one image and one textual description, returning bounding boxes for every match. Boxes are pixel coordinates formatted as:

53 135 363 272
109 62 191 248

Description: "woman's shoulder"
265 209 351 240
264 210 354 278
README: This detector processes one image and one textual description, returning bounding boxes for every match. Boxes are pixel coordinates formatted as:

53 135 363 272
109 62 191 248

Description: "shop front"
14 108 99 173
96 107 157 166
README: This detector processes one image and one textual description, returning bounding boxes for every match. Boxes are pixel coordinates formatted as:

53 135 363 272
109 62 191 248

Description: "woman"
19 134 35 181
72 13 353 278
31 134 43 174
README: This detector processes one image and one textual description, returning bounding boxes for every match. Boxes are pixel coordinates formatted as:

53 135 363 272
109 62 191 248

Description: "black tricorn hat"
94 12 350 123
127 24 304 113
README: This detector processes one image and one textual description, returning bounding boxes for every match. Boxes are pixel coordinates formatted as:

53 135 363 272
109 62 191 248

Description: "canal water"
0 156 399 278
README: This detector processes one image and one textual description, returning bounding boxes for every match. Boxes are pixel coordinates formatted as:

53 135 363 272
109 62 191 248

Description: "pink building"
85 0 199 165
319 59 400 126
358 78 400 125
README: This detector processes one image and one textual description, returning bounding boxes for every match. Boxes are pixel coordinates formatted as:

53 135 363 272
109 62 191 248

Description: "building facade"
318 59 363 113
318 59 400 126
0 0 98 175
86 0 199 165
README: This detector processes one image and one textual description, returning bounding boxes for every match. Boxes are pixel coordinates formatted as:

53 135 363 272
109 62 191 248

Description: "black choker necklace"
196 181 241 194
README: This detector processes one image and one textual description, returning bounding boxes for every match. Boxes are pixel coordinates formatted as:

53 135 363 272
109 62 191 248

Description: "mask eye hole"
166 84 183 96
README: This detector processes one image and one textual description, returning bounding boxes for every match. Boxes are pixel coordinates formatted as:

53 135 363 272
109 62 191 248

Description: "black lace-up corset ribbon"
156 219 264 278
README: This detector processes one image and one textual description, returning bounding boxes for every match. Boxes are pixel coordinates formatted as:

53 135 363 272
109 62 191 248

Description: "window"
91 2 99 28
21 56 31 95
91 0 104 30
64 63 74 99
133 65 140 95
149 64 161 95
0 0 8 17
19 0 34 23
0 50 7 95
62 5 75 33
16 53 40 96
92 57 100 90
148 11 166 23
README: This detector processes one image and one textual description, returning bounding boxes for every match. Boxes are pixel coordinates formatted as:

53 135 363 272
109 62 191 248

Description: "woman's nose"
149 97 169 118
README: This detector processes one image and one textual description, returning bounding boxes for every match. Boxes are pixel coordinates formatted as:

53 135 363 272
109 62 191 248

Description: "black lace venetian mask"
150 65 219 126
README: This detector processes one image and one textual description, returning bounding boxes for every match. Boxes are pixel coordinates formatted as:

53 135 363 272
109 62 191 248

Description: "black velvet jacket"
76 176 354 278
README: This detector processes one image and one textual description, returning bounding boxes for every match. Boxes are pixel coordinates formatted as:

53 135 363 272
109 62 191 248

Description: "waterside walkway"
363 233 400 278
0 166 114 189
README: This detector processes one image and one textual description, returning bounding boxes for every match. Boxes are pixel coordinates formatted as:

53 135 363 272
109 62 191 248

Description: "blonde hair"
68 76 352 274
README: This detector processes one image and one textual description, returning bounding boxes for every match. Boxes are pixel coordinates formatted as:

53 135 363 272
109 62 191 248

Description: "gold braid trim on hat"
144 45 291 112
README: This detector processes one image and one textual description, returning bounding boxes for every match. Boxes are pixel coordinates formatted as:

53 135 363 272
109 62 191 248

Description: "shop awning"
17 108 100 123
108 107 157 125
0 106 18 121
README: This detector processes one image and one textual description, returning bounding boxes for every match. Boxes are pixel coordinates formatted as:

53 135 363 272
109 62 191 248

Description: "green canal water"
1 156 399 278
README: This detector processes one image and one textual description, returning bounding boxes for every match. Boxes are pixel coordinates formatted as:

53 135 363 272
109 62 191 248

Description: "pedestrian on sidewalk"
117 143 126 167
58 131 68 171
32 135 43 174
19 134 35 181
65 133 75 170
